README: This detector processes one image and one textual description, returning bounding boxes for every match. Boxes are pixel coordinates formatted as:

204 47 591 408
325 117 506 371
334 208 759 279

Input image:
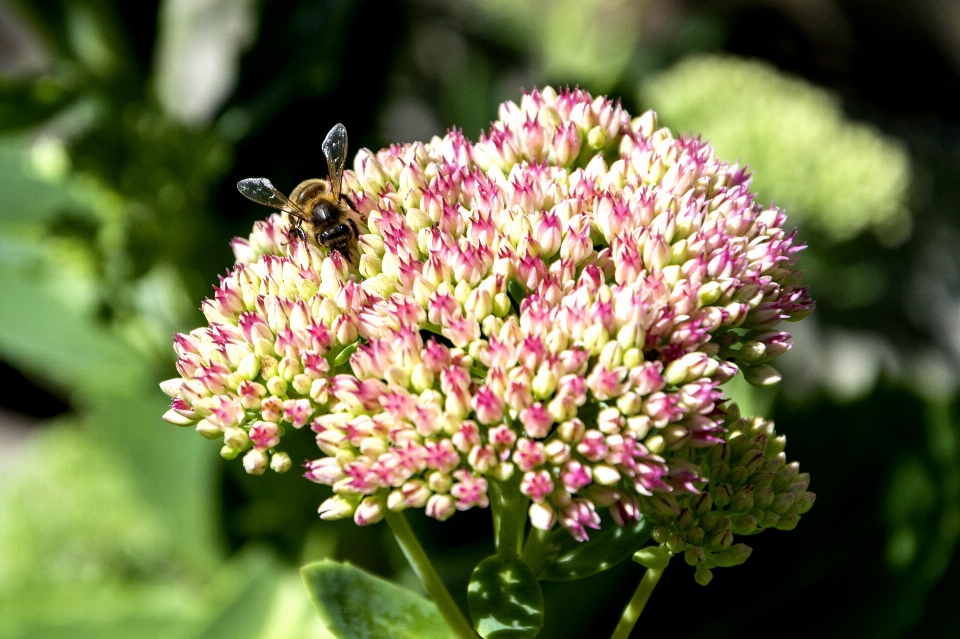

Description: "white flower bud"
529 502 557 530
270 451 292 473
243 448 268 475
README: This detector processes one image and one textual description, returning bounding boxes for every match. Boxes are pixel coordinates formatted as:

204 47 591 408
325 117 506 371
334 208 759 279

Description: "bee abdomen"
292 179 327 205
318 223 354 243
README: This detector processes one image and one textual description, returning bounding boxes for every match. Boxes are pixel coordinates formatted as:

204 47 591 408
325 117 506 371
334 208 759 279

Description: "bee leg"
337 241 354 263
341 195 368 226
341 194 359 213
282 224 306 246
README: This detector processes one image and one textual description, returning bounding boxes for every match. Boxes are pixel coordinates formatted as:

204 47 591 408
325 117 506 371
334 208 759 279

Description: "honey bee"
237 123 361 261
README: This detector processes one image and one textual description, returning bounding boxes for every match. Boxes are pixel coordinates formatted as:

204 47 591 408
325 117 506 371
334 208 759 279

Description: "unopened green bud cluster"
644 404 814 585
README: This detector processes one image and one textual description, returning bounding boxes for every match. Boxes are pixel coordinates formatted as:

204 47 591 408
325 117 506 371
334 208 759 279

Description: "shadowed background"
1 1 959 637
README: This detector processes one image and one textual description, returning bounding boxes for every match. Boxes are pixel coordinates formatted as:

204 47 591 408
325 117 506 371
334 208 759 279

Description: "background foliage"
1 0 959 637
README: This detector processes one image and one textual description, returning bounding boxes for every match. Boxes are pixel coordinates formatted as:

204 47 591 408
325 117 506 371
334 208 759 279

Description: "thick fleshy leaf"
467 555 544 639
301 560 454 639
507 280 527 307
538 515 654 581
332 340 360 368
192 549 290 639
196 554 335 639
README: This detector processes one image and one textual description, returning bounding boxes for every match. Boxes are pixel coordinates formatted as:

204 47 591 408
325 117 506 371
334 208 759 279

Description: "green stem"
609 563 668 639
520 526 550 575
384 510 479 639
492 473 528 559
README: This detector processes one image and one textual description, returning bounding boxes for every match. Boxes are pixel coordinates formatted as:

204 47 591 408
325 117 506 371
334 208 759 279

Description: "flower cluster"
645 405 815 585
162 87 813 547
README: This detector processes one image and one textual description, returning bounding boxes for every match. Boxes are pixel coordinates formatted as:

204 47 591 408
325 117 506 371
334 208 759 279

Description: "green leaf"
192 548 281 639
193 548 335 639
506 280 527 310
0 264 223 564
301 560 455 639
0 268 148 398
632 545 672 571
0 87 77 136
0 136 96 224
89 390 219 569
467 555 544 639
538 516 654 581
332 340 360 368
0 422 245 639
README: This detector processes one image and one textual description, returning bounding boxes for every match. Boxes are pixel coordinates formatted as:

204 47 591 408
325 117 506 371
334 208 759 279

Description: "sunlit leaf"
301 560 455 639
538 516 653 582
191 553 278 638
0 423 240 639
467 555 544 639
0 266 218 567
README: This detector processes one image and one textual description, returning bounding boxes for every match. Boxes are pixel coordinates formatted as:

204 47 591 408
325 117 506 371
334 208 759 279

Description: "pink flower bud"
425 493 456 521
354 496 385 526
451 469 489 509
513 438 547 472
519 403 553 438
559 498 601 541
560 460 593 493
551 121 581 167
318 495 358 521
520 470 555 503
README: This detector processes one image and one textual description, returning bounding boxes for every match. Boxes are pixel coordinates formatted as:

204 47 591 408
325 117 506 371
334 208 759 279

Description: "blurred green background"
1 0 959 637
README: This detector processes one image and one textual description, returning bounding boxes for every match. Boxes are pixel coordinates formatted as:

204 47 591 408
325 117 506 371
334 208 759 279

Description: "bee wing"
237 178 308 220
322 123 348 201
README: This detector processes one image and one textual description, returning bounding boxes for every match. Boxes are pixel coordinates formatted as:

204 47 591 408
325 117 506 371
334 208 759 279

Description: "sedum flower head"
163 87 813 548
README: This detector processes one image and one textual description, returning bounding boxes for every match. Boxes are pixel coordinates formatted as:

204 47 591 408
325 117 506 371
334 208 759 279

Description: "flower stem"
609 563 668 639
384 509 479 639
520 526 550 575
491 473 528 559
